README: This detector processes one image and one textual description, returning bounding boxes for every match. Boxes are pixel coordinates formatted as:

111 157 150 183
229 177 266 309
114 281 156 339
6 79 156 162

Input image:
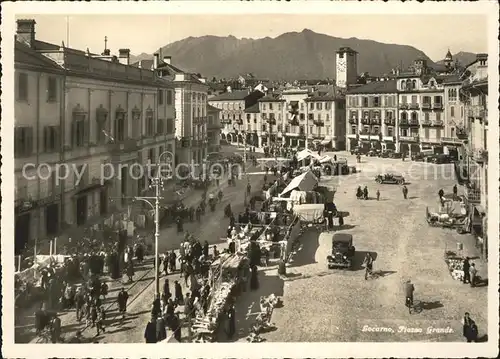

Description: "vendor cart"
426 206 469 233
293 203 325 232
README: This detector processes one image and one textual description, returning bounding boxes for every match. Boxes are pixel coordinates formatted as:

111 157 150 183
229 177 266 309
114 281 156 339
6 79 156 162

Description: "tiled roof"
346 80 398 94
258 93 284 102
442 74 463 84
209 90 250 101
207 104 221 112
131 59 154 70
15 41 63 71
244 103 260 113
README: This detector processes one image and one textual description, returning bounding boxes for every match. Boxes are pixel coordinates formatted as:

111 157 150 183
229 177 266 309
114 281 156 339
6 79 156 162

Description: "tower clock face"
338 59 346 71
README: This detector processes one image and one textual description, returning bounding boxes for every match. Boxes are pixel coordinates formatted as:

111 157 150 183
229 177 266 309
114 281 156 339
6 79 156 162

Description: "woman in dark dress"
250 265 259 290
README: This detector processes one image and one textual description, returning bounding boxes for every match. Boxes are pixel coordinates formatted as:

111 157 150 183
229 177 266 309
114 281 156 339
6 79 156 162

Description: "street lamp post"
134 150 173 299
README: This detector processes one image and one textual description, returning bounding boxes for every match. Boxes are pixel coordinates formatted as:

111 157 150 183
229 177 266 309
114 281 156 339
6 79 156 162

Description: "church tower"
444 49 453 69
336 47 358 88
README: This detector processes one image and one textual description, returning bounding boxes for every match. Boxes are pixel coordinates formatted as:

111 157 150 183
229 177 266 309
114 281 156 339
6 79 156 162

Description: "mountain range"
130 29 475 80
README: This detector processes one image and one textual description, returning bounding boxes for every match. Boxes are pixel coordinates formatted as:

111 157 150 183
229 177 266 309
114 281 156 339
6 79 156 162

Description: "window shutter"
55 126 60 151
43 126 48 152
124 114 128 139
71 121 75 147
84 119 89 144
27 127 34 155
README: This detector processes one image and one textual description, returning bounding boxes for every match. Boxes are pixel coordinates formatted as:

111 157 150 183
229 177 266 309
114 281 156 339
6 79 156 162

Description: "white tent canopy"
319 155 333 164
280 171 318 196
297 149 321 161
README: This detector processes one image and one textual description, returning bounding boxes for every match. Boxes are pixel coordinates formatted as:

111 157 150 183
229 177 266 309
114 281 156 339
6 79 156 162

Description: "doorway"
76 195 88 226
45 203 59 236
15 213 31 255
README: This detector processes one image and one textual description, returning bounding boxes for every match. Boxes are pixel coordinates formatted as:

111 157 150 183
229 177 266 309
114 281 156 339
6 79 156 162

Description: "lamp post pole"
134 150 173 299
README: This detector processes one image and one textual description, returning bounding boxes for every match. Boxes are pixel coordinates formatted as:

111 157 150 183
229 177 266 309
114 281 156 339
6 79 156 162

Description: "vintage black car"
327 233 355 269
375 172 406 184
379 149 394 158
350 146 370 155
431 154 453 164
367 149 380 157
411 153 426 162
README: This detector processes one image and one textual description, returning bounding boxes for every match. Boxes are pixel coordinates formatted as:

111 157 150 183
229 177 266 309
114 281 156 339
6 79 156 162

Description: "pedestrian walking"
96 306 106 335
50 313 61 343
469 263 477 287
144 316 158 343
402 185 408 199
453 184 458 199
376 190 380 201
156 315 167 342
462 257 470 284
117 287 129 319
462 312 478 342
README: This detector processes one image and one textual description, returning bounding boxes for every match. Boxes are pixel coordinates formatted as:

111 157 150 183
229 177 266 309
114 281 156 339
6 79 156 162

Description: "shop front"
15 201 34 255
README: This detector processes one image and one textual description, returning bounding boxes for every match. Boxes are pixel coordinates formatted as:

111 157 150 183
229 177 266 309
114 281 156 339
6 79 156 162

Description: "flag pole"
66 16 70 48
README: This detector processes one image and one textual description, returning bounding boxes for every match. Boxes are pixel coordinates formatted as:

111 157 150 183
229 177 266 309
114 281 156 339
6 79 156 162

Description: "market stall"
193 253 250 342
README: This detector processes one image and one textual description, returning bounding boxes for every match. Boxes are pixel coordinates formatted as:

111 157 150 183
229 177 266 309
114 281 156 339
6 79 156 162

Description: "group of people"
355 185 409 201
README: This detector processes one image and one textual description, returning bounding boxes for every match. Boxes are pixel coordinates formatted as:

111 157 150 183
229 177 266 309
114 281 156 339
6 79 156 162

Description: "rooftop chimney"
118 48 131 65
16 19 36 47
153 53 160 69
163 56 171 65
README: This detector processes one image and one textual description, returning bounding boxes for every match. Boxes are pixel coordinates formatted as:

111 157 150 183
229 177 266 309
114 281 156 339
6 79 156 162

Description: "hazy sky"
24 14 487 61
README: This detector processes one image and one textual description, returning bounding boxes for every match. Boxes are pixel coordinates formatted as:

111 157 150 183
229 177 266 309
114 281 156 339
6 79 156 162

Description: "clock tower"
336 47 358 88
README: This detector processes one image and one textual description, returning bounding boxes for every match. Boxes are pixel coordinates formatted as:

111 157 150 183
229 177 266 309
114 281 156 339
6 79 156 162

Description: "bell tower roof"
445 49 453 61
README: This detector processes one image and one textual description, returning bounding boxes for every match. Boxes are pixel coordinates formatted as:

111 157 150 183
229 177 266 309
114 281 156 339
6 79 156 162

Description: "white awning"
319 155 333 164
297 149 321 161
321 137 332 145
280 171 318 196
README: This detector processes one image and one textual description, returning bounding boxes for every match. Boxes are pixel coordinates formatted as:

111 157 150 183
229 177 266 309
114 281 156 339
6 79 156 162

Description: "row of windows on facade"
350 107 462 120
14 117 175 157
16 142 175 201
235 124 332 135
17 73 58 102
261 102 335 111
16 72 178 106
399 78 438 91
348 95 444 107
223 112 332 122
349 125 446 138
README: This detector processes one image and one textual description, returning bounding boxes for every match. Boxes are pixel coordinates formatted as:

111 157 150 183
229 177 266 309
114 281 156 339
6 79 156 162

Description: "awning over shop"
280 171 318 196
321 137 332 145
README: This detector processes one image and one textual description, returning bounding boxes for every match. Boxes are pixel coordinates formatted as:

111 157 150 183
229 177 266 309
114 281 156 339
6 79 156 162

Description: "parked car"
350 146 370 156
379 149 394 158
431 154 453 164
411 153 426 162
375 172 406 184
327 233 355 269
424 154 438 162
367 149 380 157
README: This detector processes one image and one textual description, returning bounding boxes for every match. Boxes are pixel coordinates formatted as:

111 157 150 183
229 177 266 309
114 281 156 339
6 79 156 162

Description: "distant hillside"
130 29 471 80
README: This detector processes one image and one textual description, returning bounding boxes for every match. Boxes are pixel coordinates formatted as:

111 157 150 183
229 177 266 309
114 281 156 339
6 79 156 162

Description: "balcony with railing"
348 117 358 124
313 120 325 127
440 137 463 145
421 102 431 110
421 118 432 127
409 103 419 110
370 117 381 125
464 186 481 204
384 118 395 126
432 103 443 110
399 135 419 142
409 119 419 127
432 119 444 127
361 117 370 125
266 116 276 125
382 135 396 142
456 127 468 140
399 118 409 126
399 103 409 110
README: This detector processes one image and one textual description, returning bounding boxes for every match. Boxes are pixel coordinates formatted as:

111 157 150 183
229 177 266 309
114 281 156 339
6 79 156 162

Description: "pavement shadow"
287 230 320 268
351 251 378 271
371 270 397 279
476 334 488 342
474 277 488 287
337 224 356 231
408 196 419 199
414 300 444 313
337 211 350 218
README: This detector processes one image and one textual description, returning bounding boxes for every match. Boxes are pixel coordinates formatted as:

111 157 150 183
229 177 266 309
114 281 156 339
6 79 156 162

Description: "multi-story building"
243 103 261 147
458 53 489 258
206 105 222 154
258 93 286 147
14 19 176 253
208 89 264 145
346 81 398 152
149 54 209 166
441 74 467 153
